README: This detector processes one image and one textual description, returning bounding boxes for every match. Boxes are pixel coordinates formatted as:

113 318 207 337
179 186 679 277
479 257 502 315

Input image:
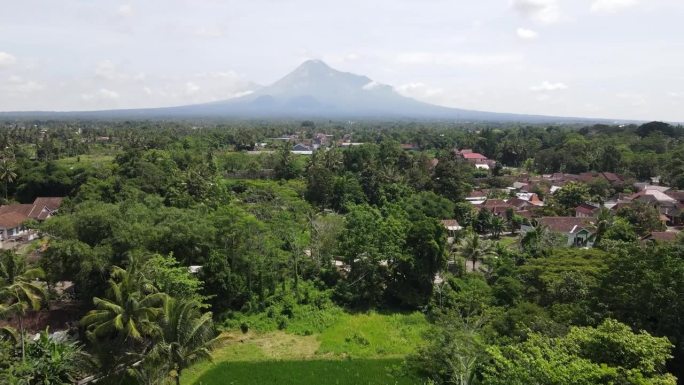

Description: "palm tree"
153 298 224 385
0 251 47 361
490 216 506 239
80 258 166 344
0 157 17 201
592 207 613 246
456 232 494 272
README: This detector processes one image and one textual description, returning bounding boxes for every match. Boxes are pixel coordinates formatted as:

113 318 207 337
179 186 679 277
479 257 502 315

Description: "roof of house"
601 172 622 182
575 203 600 215
665 190 684 202
0 197 64 229
0 212 30 229
468 190 489 198
484 199 511 209
292 143 312 151
642 231 679 242
629 189 677 203
441 220 462 230
462 152 487 160
537 217 594 234
507 197 531 208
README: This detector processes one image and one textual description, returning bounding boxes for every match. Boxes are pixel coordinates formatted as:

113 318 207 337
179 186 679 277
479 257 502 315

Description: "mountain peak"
297 59 331 70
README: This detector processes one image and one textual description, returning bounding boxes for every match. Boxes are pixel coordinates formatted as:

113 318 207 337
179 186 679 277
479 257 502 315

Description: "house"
515 192 544 206
466 190 489 205
575 203 600 218
522 217 596 247
483 199 513 217
291 143 313 155
626 189 679 225
641 231 680 243
0 197 63 243
441 220 463 242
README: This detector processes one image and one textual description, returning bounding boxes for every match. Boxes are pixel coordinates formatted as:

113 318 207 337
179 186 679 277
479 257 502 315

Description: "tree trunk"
19 314 25 362
471 259 476 271
176 369 182 385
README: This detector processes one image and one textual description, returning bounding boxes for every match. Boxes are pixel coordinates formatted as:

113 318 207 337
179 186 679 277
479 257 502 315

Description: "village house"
291 143 314 155
441 220 462 243
575 203 601 218
0 197 63 244
641 231 680 244
522 217 596 248
626 188 680 225
456 149 496 169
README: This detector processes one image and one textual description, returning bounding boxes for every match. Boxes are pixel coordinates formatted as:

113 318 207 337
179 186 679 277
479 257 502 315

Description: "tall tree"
0 251 47 361
456 232 494 272
153 298 223 385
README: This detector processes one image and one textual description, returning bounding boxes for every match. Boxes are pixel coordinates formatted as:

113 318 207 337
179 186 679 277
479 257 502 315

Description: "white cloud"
396 82 444 99
516 28 539 40
2 76 44 94
511 0 560 24
117 4 133 18
616 92 646 106
397 52 524 67
591 0 639 13
185 82 200 95
530 81 568 91
362 81 382 90
0 52 17 69
82 88 120 101
194 26 224 38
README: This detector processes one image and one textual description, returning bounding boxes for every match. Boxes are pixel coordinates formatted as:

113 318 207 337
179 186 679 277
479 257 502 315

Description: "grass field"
181 312 427 385
56 154 115 169
189 359 416 385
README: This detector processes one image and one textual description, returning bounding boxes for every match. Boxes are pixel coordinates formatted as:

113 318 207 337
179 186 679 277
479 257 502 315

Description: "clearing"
181 312 427 385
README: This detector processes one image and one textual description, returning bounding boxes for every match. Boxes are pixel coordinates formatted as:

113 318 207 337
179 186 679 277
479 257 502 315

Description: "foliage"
482 319 676 385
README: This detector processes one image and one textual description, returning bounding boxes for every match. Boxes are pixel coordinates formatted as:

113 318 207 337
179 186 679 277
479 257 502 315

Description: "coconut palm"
592 207 613 245
456 232 494 272
80 258 167 344
0 157 17 201
489 216 506 239
0 251 47 361
153 298 224 385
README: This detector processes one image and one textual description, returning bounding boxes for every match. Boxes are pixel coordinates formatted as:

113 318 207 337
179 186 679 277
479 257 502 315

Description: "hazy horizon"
1 0 683 121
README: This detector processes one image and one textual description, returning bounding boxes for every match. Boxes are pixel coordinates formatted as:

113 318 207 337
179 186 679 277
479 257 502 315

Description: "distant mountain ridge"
0 60 623 123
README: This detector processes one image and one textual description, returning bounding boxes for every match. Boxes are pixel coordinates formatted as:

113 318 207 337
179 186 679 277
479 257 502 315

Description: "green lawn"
317 312 428 358
181 312 428 385
189 359 417 385
56 154 115 169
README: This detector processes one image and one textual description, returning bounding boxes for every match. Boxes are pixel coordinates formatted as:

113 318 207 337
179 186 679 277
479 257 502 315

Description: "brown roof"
468 190 489 198
537 217 594 233
507 197 531 209
0 197 64 229
0 212 29 229
0 204 34 216
601 172 622 183
665 190 684 202
484 199 511 209
32 197 63 211
441 220 461 229
575 203 599 216
643 232 679 242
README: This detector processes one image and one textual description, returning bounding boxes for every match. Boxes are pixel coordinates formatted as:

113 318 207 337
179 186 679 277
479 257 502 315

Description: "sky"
1 0 683 121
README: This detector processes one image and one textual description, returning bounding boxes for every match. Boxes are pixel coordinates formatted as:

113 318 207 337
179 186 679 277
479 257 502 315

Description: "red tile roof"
0 197 64 229
462 152 487 160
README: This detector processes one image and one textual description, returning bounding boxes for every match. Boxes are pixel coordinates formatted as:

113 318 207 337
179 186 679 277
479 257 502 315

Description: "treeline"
0 119 682 384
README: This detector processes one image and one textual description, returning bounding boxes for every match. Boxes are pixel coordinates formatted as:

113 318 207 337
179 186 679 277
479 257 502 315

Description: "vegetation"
0 119 681 384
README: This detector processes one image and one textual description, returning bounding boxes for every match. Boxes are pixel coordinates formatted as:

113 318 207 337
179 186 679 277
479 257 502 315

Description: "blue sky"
0 0 682 121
